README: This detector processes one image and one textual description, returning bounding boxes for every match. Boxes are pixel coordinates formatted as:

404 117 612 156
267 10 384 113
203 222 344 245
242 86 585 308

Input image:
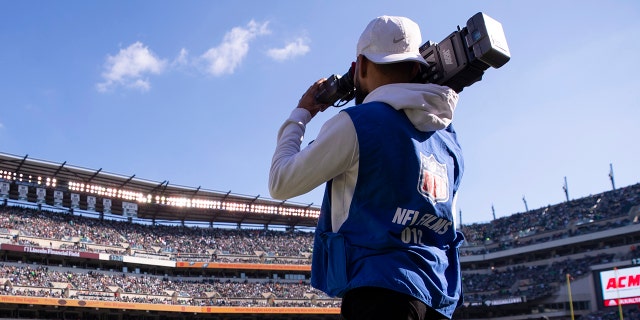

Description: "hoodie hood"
363 83 459 132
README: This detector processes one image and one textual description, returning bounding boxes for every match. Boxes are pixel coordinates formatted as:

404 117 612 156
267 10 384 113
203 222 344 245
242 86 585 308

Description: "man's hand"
297 78 330 118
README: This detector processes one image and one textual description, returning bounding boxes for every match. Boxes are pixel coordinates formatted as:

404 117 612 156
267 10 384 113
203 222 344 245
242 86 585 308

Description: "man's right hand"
297 78 330 118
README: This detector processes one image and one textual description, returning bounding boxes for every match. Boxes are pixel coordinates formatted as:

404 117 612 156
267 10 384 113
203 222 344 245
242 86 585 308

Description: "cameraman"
269 16 464 320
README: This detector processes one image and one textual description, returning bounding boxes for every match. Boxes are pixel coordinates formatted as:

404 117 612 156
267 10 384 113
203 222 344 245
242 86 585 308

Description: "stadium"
0 151 638 320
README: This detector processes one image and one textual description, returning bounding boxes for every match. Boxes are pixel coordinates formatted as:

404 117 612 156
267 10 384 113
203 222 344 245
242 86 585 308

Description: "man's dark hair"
371 59 420 83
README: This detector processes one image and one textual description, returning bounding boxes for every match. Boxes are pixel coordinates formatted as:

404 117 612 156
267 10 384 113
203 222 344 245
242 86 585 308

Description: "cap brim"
364 52 429 66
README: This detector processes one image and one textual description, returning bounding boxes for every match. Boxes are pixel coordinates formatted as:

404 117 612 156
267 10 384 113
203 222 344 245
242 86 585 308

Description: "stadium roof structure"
0 152 320 228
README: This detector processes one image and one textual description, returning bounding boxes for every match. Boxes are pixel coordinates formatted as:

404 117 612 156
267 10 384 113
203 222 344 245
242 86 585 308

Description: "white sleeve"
269 108 358 200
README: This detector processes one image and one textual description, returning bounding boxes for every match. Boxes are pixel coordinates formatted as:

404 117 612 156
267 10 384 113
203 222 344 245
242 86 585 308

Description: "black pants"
340 287 448 320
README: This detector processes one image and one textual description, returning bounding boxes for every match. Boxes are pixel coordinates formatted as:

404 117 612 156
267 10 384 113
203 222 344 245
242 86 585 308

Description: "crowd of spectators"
0 183 637 263
0 263 334 307
461 183 640 251
0 206 314 263
0 182 637 313
462 253 615 304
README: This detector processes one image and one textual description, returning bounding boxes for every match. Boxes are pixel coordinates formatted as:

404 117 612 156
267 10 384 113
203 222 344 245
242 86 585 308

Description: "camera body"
419 12 510 93
315 12 511 106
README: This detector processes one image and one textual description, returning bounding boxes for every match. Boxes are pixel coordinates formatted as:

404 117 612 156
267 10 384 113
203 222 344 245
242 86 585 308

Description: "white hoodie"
269 83 458 231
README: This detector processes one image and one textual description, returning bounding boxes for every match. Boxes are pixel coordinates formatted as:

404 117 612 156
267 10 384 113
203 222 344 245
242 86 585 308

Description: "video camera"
315 12 511 107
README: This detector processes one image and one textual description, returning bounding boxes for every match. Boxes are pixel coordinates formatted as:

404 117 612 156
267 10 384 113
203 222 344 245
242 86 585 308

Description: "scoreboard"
596 265 640 307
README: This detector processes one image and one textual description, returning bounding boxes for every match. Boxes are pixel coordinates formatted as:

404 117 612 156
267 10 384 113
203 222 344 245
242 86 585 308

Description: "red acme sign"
606 275 640 290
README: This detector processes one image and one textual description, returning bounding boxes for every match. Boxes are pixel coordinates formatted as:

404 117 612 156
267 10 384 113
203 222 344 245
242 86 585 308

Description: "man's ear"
409 62 423 83
357 54 368 79
412 62 421 78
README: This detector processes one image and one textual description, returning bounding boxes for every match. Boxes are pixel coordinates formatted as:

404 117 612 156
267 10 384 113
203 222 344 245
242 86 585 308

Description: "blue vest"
311 101 464 318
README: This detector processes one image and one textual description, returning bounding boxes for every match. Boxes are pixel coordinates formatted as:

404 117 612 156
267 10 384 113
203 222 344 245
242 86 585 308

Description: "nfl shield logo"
418 153 449 203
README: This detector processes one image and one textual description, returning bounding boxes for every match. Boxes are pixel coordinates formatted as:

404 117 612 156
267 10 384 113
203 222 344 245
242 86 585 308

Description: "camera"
315 12 511 107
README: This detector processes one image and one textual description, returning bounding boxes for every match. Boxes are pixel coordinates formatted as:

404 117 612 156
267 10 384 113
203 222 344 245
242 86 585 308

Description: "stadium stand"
0 152 639 319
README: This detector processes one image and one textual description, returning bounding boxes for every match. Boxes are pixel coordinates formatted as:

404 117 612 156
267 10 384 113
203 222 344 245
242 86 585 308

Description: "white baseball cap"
357 16 428 66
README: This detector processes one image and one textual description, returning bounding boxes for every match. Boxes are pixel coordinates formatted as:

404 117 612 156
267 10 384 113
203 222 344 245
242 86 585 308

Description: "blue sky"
1 1 638 224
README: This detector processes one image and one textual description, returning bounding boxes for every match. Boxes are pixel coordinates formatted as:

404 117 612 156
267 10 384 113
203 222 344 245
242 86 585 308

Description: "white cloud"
200 20 270 76
97 42 167 92
267 37 310 62
172 48 189 67
95 20 303 90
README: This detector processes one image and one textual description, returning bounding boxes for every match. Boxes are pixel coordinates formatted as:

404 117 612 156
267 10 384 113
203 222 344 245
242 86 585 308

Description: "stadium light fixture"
9 173 322 218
